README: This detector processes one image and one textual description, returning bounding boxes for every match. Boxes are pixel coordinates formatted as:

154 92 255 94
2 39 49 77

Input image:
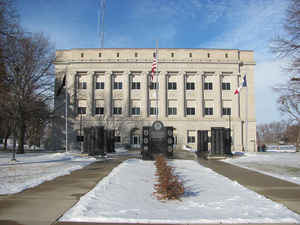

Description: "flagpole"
245 79 248 152
155 40 158 120
65 73 68 153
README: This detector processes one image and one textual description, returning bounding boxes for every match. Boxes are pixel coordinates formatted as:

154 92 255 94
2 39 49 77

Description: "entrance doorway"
130 128 141 149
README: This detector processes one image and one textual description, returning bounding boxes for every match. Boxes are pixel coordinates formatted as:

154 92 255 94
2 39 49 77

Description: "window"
189 52 192 58
96 82 104 89
131 107 140 115
113 107 122 115
205 107 213 115
153 52 156 58
168 107 177 115
113 82 122 89
78 107 86 115
115 136 121 143
168 82 177 90
150 107 158 115
78 82 87 89
222 82 231 90
171 52 174 58
186 107 195 115
222 108 231 115
207 53 210 58
225 53 228 58
204 82 213 90
131 82 140 89
81 53 84 58
95 107 104 115
187 136 195 143
77 136 84 142
186 82 195 90
116 52 119 57
99 53 102 57
135 52 138 57
150 82 159 90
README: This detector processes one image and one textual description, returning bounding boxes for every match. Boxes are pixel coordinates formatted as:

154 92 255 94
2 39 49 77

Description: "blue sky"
16 0 290 124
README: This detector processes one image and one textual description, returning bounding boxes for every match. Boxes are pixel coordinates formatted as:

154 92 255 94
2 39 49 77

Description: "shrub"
154 154 184 200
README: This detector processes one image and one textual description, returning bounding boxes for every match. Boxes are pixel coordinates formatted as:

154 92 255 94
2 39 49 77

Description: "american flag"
151 57 157 80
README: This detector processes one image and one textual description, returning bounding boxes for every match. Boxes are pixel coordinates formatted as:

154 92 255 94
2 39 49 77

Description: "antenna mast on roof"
98 0 106 48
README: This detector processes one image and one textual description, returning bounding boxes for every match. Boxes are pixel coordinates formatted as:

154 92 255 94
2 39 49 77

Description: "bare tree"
257 121 288 144
1 31 55 153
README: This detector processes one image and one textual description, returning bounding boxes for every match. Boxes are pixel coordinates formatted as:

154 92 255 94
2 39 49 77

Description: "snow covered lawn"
224 152 300 185
0 152 97 195
60 159 300 224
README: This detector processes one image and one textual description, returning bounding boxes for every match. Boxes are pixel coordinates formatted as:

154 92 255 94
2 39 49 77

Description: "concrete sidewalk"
198 158 300 215
0 155 133 225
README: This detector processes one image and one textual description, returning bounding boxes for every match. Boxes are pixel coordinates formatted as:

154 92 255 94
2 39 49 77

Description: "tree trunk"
17 120 26 154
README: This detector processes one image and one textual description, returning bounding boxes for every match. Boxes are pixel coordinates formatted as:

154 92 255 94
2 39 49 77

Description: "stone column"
196 72 203 119
87 71 94 117
142 71 149 117
123 71 130 117
104 71 112 117
158 71 167 118
215 72 222 118
178 71 185 117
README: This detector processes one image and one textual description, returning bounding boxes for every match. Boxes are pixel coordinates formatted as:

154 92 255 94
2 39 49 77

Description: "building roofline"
56 48 254 52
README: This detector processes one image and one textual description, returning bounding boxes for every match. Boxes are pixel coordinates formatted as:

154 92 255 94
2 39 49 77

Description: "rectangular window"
187 136 195 143
222 108 231 115
204 82 213 90
116 52 119 57
77 136 84 142
186 82 195 90
189 52 192 58
135 52 138 57
113 107 122 115
168 82 177 90
78 107 86 115
95 107 104 115
150 107 158 115
150 82 159 90
205 107 213 115
222 82 231 90
131 82 140 89
78 82 87 89
186 107 195 115
96 82 104 89
98 53 102 57
168 107 177 115
131 107 140 115
171 52 174 57
113 82 122 89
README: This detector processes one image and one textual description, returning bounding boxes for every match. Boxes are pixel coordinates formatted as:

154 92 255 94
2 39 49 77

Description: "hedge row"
153 155 184 200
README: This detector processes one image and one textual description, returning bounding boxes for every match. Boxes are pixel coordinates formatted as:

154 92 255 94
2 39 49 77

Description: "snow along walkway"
0 155 133 225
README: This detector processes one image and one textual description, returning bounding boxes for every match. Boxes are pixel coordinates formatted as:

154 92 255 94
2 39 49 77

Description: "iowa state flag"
234 74 247 95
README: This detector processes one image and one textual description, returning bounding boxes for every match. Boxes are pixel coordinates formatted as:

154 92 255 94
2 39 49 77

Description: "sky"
15 0 291 124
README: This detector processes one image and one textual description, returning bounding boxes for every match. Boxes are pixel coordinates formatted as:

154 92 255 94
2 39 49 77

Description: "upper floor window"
78 107 86 115
78 82 87 89
205 107 213 115
171 52 174 58
186 82 195 90
207 53 210 58
186 107 195 115
131 107 140 115
116 52 120 57
225 53 228 58
95 107 104 115
131 82 140 89
222 108 231 115
189 52 192 58
204 82 213 90
81 53 84 58
168 107 177 115
222 82 231 90
168 82 177 90
96 82 104 89
98 53 102 57
113 82 122 89
135 52 138 57
150 82 159 90
153 52 156 58
113 107 122 115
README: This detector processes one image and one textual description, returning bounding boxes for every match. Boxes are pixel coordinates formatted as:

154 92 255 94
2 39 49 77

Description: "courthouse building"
53 48 256 152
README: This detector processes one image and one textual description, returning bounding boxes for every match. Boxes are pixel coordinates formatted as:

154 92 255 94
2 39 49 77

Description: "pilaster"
215 72 222 118
87 71 94 117
104 70 112 117
124 71 130 117
196 72 203 119
159 71 167 118
178 71 185 117
142 71 149 117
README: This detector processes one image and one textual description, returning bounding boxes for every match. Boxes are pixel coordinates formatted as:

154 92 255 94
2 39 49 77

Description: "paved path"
0 155 135 225
198 158 300 215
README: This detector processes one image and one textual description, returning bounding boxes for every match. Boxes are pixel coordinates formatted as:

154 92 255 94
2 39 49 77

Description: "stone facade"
53 48 256 152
